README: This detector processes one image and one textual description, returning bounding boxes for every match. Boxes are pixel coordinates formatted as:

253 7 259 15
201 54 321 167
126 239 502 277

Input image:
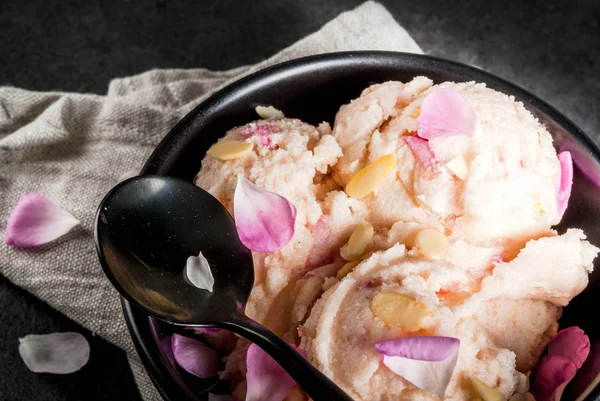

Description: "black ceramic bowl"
123 51 600 401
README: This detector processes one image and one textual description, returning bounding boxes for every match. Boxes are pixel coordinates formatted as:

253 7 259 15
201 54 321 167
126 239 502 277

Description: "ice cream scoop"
94 175 353 401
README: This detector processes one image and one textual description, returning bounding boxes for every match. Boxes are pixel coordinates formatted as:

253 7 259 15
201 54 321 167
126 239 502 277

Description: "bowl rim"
123 50 600 401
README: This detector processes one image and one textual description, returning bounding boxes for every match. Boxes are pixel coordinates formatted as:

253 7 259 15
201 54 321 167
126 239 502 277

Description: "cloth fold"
0 2 422 400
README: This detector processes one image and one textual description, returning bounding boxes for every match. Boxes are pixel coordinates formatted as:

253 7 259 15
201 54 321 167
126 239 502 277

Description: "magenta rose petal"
405 136 436 168
417 88 477 139
548 326 590 369
159 335 176 367
171 334 219 378
375 336 460 361
530 354 578 401
245 343 299 401
5 194 80 247
185 251 214 292
194 327 221 334
556 151 573 216
530 327 590 401
18 332 90 374
375 336 460 398
233 175 296 253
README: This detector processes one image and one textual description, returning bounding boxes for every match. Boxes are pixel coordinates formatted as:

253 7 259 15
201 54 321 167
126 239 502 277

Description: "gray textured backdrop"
0 0 598 400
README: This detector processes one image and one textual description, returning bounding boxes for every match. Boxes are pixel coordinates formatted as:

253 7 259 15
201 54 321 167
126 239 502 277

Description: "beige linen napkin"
0 2 422 400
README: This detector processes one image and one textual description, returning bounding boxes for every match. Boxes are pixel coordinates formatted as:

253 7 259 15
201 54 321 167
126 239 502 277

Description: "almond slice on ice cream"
207 141 253 160
370 292 433 332
345 154 397 199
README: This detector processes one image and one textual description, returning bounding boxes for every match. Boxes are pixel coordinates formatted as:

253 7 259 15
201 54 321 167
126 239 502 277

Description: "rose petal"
417 88 477 139
376 336 460 398
185 251 215 292
568 339 600 401
530 354 578 401
233 175 296 253
159 335 176 367
5 194 80 247
375 336 460 361
560 141 600 190
405 136 436 168
556 151 573 216
171 334 219 378
246 343 301 401
194 328 221 334
548 327 590 369
18 332 90 374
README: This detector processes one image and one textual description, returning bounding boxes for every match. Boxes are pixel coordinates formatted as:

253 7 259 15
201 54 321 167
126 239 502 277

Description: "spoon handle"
222 314 354 401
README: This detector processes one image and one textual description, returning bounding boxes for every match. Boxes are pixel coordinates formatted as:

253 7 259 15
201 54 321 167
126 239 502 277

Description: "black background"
0 0 599 400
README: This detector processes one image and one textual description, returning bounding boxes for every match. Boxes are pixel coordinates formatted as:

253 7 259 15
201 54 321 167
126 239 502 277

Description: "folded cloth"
0 2 422 400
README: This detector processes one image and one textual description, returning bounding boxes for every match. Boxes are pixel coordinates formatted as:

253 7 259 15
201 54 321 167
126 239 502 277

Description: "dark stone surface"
0 0 598 399
0 275 142 401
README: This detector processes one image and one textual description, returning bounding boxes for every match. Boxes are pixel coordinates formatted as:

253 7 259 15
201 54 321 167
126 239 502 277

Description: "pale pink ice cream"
195 118 343 332
332 78 562 248
300 231 597 401
193 78 598 401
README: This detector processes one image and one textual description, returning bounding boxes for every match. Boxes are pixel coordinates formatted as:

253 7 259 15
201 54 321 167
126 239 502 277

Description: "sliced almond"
207 141 253 160
414 228 449 259
370 291 433 332
345 154 397 199
336 260 360 280
471 378 505 401
255 105 285 120
445 155 468 180
342 223 374 260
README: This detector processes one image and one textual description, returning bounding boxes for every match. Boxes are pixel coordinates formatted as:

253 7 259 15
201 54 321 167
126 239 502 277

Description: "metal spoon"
94 175 353 401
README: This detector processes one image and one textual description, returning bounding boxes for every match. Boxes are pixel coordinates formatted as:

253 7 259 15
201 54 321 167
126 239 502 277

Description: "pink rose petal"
159 335 176 367
194 327 221 334
18 332 90 374
417 88 477 139
405 136 436 168
569 339 600 400
375 336 460 398
530 354 578 401
556 151 573 216
548 326 590 369
530 327 590 401
171 334 219 378
246 343 301 401
560 141 600 190
5 194 80 247
233 175 296 253
376 336 460 361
